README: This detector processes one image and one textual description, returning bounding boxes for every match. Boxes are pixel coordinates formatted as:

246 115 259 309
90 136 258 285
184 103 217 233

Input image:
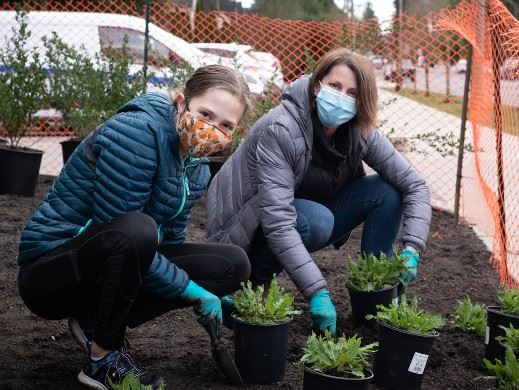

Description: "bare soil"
0 176 500 389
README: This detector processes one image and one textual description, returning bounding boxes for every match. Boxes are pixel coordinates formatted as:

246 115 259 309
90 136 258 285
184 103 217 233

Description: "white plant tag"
408 352 429 375
485 326 490 345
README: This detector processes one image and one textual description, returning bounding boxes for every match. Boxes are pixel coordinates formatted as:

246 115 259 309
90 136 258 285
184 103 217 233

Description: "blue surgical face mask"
315 82 357 129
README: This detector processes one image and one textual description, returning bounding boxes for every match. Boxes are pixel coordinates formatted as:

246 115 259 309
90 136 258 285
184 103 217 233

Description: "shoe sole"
77 370 108 390
68 318 88 353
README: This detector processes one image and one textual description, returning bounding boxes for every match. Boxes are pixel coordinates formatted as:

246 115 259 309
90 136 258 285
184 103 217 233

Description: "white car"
0 11 265 95
456 59 467 73
194 42 285 90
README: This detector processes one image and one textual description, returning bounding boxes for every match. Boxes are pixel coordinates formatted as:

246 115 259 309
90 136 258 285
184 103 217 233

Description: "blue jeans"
249 174 403 284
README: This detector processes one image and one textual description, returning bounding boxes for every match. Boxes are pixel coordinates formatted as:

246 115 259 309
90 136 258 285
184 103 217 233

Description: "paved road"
375 64 519 108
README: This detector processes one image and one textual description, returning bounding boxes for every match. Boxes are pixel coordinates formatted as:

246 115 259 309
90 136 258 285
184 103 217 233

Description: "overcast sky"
239 0 396 23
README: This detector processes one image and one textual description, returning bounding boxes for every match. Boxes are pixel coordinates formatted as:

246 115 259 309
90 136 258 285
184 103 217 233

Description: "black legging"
18 213 250 351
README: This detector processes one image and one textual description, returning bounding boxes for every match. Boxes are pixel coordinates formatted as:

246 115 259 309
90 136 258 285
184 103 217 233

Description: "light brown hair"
181 64 252 117
309 48 378 137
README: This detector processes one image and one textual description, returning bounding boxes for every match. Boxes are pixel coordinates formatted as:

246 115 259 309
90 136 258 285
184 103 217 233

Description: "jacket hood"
118 92 175 126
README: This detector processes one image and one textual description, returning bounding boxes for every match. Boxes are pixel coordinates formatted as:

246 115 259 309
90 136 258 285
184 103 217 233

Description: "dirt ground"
0 175 501 390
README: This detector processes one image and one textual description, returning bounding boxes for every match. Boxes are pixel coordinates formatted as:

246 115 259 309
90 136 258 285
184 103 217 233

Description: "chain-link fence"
1 0 519 287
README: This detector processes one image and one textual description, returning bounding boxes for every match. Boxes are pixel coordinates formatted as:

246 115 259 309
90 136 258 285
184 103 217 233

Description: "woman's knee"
106 213 158 269
369 175 402 208
296 203 334 251
226 245 251 284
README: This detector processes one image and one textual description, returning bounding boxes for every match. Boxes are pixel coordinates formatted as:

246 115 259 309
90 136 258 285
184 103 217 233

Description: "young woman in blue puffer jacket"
17 65 252 390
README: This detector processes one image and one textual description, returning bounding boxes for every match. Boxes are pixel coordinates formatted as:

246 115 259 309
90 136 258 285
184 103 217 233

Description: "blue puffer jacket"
19 93 210 299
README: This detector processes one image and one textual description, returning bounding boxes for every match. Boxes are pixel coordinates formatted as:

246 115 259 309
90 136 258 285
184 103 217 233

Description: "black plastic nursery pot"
233 317 291 384
374 322 438 390
498 341 519 359
303 366 373 390
60 138 82 164
485 306 519 362
207 154 228 182
348 282 399 325
0 145 43 196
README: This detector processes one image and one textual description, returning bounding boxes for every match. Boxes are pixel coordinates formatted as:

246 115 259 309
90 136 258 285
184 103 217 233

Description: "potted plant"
496 324 519 360
452 296 487 337
0 11 47 196
366 295 445 390
300 330 377 390
232 277 301 384
43 34 146 163
109 372 166 390
483 347 519 389
486 288 519 362
346 250 407 325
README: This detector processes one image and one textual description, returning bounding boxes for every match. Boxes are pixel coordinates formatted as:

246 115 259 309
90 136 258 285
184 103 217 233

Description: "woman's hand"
180 280 223 325
309 289 337 334
399 247 420 286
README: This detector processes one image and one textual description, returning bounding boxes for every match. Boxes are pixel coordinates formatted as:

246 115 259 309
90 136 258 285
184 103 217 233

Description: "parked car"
368 54 384 70
193 42 284 90
500 58 519 80
456 59 467 73
0 11 265 95
383 59 416 82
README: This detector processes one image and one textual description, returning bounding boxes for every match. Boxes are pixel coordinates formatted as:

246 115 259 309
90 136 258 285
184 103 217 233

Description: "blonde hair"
175 64 252 117
309 48 378 138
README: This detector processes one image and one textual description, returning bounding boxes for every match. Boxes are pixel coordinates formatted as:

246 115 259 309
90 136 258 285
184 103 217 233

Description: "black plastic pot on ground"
498 341 519 359
485 306 519 362
0 145 43 196
374 322 438 390
303 366 373 390
206 154 229 183
60 138 82 164
233 317 291 384
348 282 399 325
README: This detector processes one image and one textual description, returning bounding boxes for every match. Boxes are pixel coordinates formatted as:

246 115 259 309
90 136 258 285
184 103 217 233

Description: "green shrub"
233 277 302 324
108 372 166 390
366 295 445 336
346 250 407 292
483 347 519 389
497 325 519 352
452 296 486 337
300 330 377 378
0 11 47 148
498 289 519 316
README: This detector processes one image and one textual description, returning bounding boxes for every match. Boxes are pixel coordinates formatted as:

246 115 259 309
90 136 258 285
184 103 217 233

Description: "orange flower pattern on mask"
177 111 233 157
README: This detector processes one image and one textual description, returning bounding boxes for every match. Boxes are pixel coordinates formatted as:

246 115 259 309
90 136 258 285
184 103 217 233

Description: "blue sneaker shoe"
78 348 164 390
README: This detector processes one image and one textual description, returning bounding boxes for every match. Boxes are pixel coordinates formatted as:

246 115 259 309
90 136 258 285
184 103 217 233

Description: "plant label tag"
408 352 429 375
485 326 490 345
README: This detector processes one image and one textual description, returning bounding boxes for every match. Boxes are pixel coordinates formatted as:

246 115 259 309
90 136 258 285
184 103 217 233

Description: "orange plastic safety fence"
1 0 518 287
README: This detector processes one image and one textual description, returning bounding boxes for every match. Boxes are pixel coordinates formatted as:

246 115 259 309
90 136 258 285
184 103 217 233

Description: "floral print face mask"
177 110 233 157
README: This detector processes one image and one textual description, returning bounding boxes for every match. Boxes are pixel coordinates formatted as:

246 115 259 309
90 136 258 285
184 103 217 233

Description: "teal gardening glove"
399 248 420 286
180 281 223 325
309 289 337 334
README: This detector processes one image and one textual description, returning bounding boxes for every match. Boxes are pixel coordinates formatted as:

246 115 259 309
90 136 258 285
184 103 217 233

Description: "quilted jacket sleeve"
256 124 327 300
363 129 432 252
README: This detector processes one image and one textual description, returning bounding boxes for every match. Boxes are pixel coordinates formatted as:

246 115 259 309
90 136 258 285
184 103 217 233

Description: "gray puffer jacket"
206 75 431 299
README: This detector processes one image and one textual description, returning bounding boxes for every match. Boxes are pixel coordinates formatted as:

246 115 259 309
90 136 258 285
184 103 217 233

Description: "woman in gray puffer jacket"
206 49 431 334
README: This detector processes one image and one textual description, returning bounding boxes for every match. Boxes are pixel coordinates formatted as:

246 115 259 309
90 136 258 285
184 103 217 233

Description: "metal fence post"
454 44 472 224
143 0 151 80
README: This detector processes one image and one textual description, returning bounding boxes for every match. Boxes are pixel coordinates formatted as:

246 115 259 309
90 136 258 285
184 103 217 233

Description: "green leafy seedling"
366 295 445 336
108 372 166 390
496 325 519 353
483 347 519 389
300 330 378 378
452 296 486 337
233 277 302 324
498 289 519 316
346 250 407 292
